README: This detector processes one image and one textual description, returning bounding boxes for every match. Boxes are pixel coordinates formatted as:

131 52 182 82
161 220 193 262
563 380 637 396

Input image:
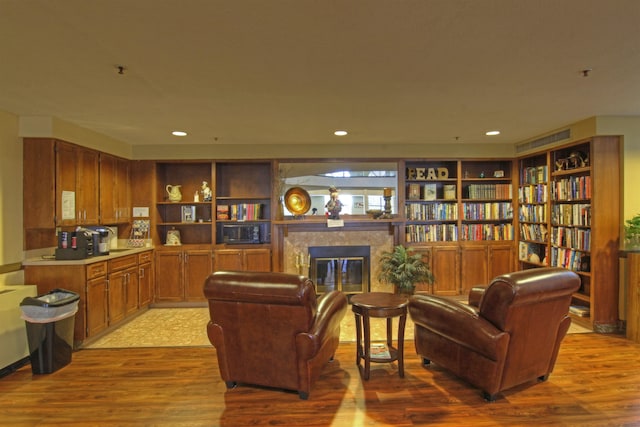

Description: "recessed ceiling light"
172 131 187 136
334 130 348 136
485 130 500 136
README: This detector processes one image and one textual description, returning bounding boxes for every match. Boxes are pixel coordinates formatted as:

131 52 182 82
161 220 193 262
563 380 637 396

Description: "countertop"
22 246 154 266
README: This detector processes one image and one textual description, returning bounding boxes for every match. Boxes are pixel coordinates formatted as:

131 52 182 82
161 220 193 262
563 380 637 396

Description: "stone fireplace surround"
282 228 395 294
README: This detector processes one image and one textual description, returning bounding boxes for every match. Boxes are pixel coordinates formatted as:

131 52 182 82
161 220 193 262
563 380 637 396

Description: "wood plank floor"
1 333 639 426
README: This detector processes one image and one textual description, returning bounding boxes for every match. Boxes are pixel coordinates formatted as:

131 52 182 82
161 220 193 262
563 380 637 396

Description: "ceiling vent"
516 129 571 153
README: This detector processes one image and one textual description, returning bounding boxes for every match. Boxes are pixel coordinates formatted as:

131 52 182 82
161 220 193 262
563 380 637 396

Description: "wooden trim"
0 262 22 274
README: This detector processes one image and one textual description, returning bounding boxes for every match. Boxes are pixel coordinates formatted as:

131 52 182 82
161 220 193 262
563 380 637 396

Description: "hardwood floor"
0 333 639 426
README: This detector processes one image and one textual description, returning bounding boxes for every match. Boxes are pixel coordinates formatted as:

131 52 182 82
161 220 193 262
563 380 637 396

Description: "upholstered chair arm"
468 286 487 308
409 295 510 361
297 291 348 360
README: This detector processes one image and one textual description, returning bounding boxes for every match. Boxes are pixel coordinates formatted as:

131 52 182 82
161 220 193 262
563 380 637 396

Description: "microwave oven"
219 223 270 244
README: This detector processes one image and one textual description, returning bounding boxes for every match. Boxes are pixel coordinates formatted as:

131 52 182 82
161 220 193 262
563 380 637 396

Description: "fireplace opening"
309 246 370 296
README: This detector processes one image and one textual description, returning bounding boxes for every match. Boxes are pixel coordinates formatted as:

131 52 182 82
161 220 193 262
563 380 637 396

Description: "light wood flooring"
1 333 639 426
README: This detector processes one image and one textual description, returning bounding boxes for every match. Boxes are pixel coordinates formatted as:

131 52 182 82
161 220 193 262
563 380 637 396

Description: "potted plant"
377 245 435 295
625 214 640 248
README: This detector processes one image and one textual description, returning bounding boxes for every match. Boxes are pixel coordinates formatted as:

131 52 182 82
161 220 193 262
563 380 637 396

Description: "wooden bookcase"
516 136 621 332
402 159 516 294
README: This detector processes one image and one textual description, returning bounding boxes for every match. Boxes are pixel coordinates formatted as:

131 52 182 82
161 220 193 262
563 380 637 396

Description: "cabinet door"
116 158 130 223
431 245 461 295
86 276 108 337
213 249 244 271
243 248 272 272
138 261 154 307
185 250 213 301
77 147 100 225
55 142 78 226
460 245 489 293
124 266 139 316
488 244 514 279
155 251 184 302
99 153 117 224
108 270 127 325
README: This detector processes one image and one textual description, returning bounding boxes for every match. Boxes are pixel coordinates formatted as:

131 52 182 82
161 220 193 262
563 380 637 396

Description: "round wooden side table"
351 292 409 380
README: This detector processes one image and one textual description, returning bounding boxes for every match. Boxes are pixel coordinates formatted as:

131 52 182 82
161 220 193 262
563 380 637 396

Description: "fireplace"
309 246 370 296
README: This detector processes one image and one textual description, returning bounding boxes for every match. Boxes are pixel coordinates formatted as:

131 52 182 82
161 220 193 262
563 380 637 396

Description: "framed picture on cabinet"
181 205 196 223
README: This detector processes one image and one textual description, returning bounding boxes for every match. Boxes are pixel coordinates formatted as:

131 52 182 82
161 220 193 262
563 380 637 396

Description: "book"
443 184 456 200
370 343 391 359
423 183 437 201
216 205 230 220
408 183 421 200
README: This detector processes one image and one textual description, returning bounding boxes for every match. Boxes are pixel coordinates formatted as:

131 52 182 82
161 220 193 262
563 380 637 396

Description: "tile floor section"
86 305 591 349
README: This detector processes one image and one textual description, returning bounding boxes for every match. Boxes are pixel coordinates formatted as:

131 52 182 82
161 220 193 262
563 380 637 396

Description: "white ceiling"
1 0 639 147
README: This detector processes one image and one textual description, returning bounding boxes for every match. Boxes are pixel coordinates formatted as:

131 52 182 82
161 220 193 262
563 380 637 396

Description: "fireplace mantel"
273 216 401 235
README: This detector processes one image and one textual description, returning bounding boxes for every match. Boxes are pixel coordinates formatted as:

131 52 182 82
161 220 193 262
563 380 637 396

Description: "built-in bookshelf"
155 162 214 246
516 137 620 332
404 160 459 243
403 160 514 243
517 153 549 267
460 160 514 242
214 161 272 245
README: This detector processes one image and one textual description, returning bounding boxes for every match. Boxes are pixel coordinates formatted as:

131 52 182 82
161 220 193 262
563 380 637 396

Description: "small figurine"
325 185 343 219
201 181 212 201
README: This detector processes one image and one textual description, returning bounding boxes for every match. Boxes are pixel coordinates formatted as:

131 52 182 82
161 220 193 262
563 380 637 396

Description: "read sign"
406 167 449 180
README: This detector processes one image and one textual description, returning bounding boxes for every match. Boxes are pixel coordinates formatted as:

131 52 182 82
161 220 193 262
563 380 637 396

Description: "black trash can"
20 289 79 374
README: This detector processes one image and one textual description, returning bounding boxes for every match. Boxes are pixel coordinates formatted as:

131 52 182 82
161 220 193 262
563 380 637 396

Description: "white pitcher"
166 185 182 202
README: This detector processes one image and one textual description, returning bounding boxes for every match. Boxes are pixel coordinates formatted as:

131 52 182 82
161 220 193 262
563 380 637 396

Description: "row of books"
519 223 548 242
216 203 263 221
549 247 590 272
465 183 512 200
405 224 458 242
407 183 457 200
460 224 514 241
519 204 547 223
551 226 591 251
518 183 548 203
462 202 513 220
551 203 591 227
551 176 591 200
405 202 458 221
521 165 549 185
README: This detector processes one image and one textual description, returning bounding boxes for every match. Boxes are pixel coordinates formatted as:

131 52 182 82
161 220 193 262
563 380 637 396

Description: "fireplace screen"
309 246 370 296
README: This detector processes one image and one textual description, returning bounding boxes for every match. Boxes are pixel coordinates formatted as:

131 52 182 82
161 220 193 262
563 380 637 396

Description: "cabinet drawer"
86 261 108 279
138 251 153 264
108 255 137 272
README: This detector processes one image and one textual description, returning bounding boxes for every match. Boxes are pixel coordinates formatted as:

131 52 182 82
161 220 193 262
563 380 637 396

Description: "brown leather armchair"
408 267 580 401
204 271 348 399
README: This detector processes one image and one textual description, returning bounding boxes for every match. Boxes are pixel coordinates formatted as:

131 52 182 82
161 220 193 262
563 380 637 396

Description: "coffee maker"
87 226 113 255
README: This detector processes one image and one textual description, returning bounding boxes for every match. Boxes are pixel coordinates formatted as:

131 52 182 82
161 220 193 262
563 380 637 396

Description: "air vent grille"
516 129 571 153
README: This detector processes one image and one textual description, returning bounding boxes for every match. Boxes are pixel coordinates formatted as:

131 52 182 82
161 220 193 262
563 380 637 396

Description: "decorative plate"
284 187 311 216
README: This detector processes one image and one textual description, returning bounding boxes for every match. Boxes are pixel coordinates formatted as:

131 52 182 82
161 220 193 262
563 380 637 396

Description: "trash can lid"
21 288 80 307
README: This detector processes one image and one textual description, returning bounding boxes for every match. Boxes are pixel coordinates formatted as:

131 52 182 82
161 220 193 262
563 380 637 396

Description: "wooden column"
627 252 640 343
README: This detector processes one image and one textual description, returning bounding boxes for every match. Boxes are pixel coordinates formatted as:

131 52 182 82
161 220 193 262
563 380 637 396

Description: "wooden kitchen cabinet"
55 141 100 226
138 251 154 308
99 153 131 224
108 255 138 324
85 261 109 338
213 248 271 272
155 248 212 302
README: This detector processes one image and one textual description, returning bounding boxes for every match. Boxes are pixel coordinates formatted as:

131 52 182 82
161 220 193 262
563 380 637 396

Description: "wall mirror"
278 161 399 216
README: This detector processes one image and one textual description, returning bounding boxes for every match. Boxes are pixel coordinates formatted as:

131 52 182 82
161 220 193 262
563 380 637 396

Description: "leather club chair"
204 270 348 399
408 267 580 401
